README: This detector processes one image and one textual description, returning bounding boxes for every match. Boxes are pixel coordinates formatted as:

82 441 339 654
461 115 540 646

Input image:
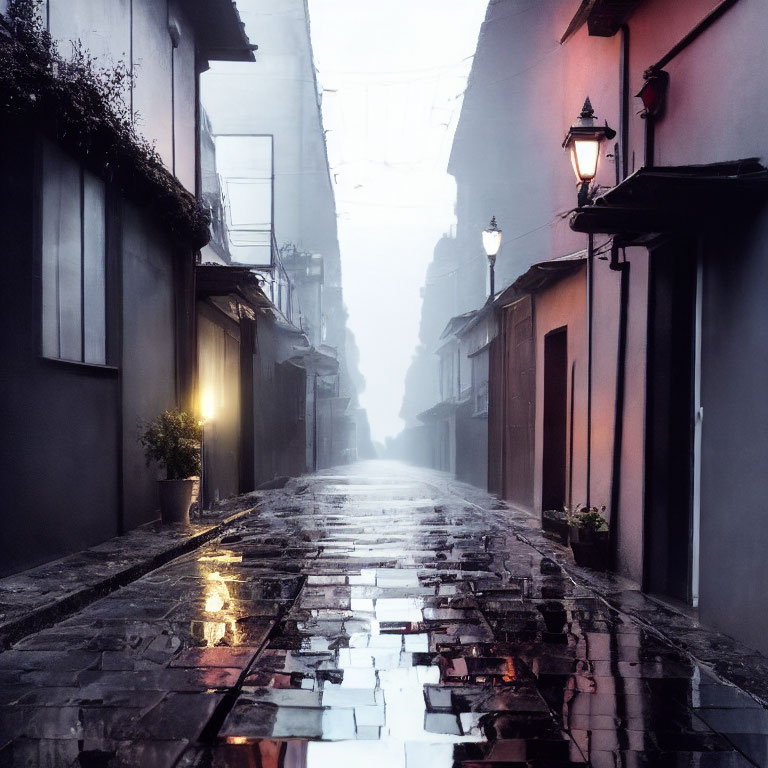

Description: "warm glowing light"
204 570 231 613
570 138 600 183
502 657 517 682
226 737 250 745
198 553 242 563
205 592 226 612
200 389 216 422
482 217 502 258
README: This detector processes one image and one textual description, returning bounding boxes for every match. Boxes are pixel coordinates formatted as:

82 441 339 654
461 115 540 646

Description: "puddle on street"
214 566 581 767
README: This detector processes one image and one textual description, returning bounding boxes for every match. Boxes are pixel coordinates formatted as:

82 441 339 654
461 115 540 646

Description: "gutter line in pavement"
196 577 308 749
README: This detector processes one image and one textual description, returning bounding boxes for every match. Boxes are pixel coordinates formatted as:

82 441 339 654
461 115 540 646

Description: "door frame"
642 237 698 604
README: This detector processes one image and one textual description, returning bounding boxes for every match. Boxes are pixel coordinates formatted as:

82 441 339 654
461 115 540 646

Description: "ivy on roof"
0 0 210 250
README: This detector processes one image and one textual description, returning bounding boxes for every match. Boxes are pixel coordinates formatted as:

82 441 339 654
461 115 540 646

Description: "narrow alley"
0 463 763 767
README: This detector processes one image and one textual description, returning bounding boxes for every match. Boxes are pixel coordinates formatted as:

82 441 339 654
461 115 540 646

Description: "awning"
196 265 273 317
289 348 339 377
561 0 646 43
493 252 587 308
569 159 768 237
417 399 461 423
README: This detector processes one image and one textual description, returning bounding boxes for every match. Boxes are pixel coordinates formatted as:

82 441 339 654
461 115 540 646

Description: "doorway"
643 240 698 604
542 327 568 512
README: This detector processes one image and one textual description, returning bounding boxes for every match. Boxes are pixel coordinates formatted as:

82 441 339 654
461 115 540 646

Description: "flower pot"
158 479 194 525
569 529 609 569
542 509 570 545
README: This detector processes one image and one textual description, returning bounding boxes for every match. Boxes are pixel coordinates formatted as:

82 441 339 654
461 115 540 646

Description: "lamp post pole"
562 97 615 510
199 422 206 518
489 255 496 299
482 216 502 303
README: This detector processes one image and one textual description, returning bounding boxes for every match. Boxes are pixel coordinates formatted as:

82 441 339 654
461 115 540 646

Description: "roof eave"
192 0 256 64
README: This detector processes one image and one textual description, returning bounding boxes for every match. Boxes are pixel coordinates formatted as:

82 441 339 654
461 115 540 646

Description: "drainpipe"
608 241 630 570
605 26 632 567
313 372 318 471
619 25 630 180
568 361 575 508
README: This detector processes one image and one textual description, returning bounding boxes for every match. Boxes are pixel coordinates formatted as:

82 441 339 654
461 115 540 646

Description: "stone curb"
0 507 255 649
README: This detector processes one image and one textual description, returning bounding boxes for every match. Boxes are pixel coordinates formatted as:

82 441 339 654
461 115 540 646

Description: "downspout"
619 25 630 180
607 26 631 568
568 361 575 508
608 241 630 570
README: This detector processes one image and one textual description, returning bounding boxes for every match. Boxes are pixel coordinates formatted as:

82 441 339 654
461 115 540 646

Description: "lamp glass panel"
482 228 502 257
571 138 600 182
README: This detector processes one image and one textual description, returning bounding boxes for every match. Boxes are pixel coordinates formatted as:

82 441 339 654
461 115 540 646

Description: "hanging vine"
0 0 210 249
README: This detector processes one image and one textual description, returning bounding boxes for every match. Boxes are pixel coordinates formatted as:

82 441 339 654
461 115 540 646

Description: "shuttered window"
41 140 106 364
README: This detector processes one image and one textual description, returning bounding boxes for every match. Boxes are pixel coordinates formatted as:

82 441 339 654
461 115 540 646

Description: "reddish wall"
533 268 587 514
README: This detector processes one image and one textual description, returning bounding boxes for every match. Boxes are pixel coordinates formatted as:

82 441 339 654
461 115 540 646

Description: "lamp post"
562 97 616 207
482 216 502 301
562 98 615 509
199 391 215 516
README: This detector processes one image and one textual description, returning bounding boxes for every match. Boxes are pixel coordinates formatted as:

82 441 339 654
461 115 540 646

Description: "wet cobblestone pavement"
1 462 767 767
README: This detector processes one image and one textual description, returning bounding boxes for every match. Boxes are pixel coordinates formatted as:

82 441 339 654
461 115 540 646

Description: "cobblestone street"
1 462 766 767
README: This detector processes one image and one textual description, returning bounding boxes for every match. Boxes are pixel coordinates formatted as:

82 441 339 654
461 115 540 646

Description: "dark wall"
0 125 119 576
252 318 307 483
121 202 177 529
455 400 488 490
700 209 768 654
503 296 535 510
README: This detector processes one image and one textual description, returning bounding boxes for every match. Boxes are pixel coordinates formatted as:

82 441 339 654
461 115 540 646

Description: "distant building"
201 0 371 467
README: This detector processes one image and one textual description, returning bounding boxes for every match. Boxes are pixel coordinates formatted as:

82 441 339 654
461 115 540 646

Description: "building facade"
406 0 768 656
0 0 253 576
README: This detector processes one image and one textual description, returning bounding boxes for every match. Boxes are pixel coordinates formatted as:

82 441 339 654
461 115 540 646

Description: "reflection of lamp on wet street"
199 390 215 515
201 570 237 646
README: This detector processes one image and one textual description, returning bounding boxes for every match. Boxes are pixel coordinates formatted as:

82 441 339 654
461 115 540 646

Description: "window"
474 380 489 416
42 141 106 364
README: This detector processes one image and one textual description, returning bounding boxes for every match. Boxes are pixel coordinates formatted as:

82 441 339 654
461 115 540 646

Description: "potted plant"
140 409 202 525
565 504 609 569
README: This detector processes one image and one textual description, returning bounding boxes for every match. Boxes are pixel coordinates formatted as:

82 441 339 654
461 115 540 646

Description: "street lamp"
562 97 616 207
482 216 502 300
199 390 216 517
562 97 615 509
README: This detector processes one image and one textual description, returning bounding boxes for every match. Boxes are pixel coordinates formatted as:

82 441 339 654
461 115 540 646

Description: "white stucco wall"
45 0 197 193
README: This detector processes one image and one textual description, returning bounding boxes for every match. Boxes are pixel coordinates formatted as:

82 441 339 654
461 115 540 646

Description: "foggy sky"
308 0 487 443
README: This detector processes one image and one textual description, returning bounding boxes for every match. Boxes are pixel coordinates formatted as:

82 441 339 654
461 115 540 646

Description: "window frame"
39 138 114 370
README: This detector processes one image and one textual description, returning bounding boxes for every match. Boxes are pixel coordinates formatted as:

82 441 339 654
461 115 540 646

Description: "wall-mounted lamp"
637 69 670 120
482 216 502 300
562 97 616 207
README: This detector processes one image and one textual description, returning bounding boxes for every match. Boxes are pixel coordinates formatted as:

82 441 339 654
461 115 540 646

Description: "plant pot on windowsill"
566 504 609 570
140 409 202 526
